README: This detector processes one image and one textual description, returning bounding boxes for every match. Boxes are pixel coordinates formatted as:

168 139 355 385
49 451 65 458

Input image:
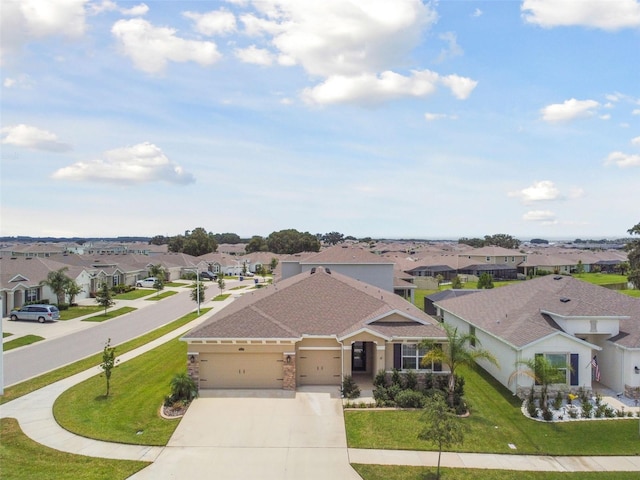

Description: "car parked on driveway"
10 304 60 323
136 277 158 288
199 271 218 281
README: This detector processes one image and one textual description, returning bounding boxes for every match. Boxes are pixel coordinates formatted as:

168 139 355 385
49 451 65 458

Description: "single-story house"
435 275 640 398
181 267 446 391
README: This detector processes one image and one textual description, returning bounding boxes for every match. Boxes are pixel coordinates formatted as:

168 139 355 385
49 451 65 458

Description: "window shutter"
570 354 579 386
393 344 401 369
434 343 442 372
534 353 542 385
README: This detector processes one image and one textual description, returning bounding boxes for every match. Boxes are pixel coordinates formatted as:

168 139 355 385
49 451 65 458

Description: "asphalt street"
3 288 198 386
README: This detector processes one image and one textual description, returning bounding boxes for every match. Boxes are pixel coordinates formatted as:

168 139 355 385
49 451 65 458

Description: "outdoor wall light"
189 355 196 364
238 347 245 351
286 355 292 364
635 366 639 374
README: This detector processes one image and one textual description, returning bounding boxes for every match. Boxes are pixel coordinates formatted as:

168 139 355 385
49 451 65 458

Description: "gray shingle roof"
184 267 444 341
436 275 640 348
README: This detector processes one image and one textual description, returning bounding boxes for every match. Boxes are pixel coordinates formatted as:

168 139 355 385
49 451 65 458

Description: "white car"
136 277 158 288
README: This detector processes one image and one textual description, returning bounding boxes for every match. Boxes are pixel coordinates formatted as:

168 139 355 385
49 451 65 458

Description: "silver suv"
9 304 60 323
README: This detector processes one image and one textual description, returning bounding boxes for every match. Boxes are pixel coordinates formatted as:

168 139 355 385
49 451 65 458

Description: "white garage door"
200 353 283 389
298 350 341 385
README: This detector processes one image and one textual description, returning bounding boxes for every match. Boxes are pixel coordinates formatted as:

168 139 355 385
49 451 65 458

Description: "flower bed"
522 390 639 422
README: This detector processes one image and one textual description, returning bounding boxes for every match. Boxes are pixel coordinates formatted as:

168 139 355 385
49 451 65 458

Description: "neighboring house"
435 275 640 398
181 267 446 391
280 244 395 292
0 243 68 258
459 246 527 266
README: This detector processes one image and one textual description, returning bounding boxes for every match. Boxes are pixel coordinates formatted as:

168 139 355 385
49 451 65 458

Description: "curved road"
3 289 198 386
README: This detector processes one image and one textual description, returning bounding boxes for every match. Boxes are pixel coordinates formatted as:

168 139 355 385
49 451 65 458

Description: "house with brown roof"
435 275 640 398
181 267 446 391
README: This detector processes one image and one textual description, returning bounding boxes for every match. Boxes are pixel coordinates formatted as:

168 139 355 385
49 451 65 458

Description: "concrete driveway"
129 387 362 480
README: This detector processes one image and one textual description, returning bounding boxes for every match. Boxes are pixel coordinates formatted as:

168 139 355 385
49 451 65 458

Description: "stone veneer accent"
283 352 296 390
187 352 200 390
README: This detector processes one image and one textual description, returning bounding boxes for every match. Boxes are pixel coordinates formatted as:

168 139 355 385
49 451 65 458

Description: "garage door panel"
200 353 283 389
298 350 341 385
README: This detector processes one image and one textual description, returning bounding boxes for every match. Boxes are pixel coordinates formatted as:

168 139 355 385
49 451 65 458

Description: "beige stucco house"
181 267 446 391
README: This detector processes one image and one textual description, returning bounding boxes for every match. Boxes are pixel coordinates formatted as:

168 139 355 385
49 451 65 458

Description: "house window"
542 353 569 385
486 256 491 262
113 274 120 286
469 325 476 348
511 257 515 262
401 344 429 370
25 288 39 303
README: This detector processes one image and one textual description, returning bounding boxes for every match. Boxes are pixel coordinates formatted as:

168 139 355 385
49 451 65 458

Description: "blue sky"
1 0 639 240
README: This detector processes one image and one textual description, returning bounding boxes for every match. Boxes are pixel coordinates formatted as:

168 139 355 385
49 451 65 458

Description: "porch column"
376 344 386 376
283 352 296 390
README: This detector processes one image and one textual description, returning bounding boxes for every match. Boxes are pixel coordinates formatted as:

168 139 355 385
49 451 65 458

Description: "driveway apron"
128 387 362 480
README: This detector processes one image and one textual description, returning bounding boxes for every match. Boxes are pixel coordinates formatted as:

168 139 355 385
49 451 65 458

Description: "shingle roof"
297 245 393 265
436 275 640 348
184 267 444 341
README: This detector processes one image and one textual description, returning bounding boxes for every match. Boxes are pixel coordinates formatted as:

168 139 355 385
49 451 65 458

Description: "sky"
1 0 639 241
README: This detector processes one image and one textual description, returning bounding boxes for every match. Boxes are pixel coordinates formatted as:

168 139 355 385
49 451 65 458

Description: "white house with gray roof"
436 275 640 398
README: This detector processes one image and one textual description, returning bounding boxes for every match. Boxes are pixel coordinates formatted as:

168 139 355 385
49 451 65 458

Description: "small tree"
477 272 494 289
217 277 226 295
509 356 570 410
575 260 585 276
418 394 465 480
451 276 462 289
269 257 278 273
168 372 198 404
99 338 119 397
64 279 83 305
191 281 207 305
95 283 114 315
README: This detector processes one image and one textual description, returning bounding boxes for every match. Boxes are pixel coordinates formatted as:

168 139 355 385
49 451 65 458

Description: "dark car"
10 304 60 323
199 271 218 281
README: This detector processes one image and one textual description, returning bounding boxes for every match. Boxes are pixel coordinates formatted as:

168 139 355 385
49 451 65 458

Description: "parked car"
136 277 158 288
10 304 60 323
199 271 218 281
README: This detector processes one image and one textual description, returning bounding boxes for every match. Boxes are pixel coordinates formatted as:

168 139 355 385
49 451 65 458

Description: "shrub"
56 303 69 311
568 408 578 419
340 375 361 400
527 400 538 418
553 391 563 410
387 384 402 403
542 408 554 421
391 368 402 387
403 370 418 390
167 372 198 405
395 390 426 408
373 369 387 388
581 402 593 418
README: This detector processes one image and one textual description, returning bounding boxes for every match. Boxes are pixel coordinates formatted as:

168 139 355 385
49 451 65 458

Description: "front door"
352 341 366 372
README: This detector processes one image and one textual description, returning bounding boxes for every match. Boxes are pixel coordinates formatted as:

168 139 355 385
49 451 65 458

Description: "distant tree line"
627 221 640 289
458 233 521 249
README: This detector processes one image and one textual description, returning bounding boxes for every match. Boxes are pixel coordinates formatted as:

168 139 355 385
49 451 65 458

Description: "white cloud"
1 0 88 63
424 112 457 121
604 151 640 168
437 32 463 62
522 0 640 30
508 180 561 203
472 8 483 18
439 74 478 100
183 9 237 36
633 109 640 115
88 1 147 16
302 70 477 106
242 0 438 77
235 45 275 65
523 210 557 223
121 3 149 16
632 136 640 145
540 98 600 123
3 74 34 88
111 18 222 73
1 124 71 152
52 142 195 184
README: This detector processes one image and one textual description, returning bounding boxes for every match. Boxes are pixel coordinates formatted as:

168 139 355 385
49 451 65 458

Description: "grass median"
345 365 640 456
2 335 45 351
0 308 211 405
81 306 136 322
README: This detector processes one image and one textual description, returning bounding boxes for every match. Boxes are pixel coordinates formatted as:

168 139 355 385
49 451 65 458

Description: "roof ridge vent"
560 297 571 303
310 267 316 274
553 276 563 280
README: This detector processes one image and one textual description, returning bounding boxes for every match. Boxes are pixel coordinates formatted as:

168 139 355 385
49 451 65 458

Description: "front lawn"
574 273 629 286
81 306 136 322
3 335 45 351
53 336 186 445
352 464 640 480
0 418 148 480
114 289 155 300
345 366 640 456
145 290 178 301
59 305 104 320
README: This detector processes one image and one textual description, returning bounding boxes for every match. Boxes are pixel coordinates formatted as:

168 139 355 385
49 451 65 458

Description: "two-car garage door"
199 353 283 389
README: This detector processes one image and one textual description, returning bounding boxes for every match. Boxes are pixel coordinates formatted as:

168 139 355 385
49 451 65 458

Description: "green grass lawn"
0 308 211 405
145 290 178 301
114 289 155 300
352 464 640 480
574 273 629 286
53 336 185 445
3 332 13 338
346 366 640 456
213 294 231 301
164 282 184 287
3 335 45 351
59 305 104 320
81 306 136 322
0 418 148 480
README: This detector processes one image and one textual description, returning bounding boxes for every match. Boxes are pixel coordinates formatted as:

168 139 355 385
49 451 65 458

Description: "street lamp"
186 267 201 315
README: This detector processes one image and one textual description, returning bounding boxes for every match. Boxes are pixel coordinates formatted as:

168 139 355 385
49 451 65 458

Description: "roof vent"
326 268 331 274
310 267 316 274
554 276 562 280
560 297 571 303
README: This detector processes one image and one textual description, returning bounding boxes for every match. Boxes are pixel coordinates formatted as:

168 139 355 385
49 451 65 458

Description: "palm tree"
420 323 498 407
64 280 83 305
40 267 71 305
509 356 569 410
